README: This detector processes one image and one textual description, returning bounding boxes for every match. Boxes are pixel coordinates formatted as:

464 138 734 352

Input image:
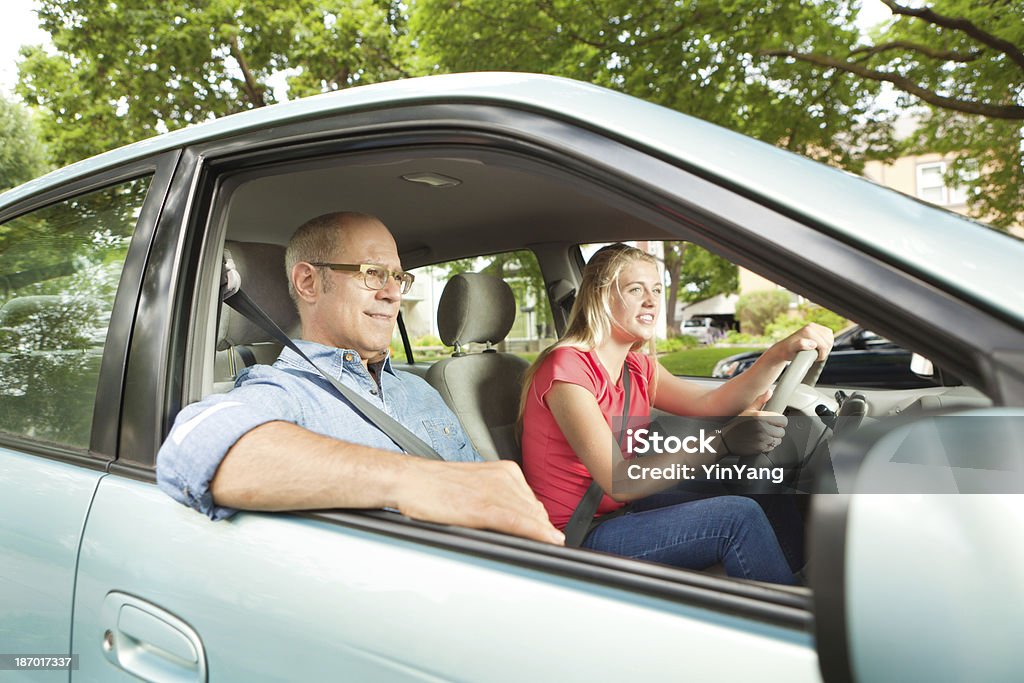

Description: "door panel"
73 476 820 682
0 449 103 682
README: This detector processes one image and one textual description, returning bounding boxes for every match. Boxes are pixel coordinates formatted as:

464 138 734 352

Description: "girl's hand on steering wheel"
768 323 834 363
722 389 788 456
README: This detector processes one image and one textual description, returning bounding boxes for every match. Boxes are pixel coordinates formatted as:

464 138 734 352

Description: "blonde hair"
517 244 660 434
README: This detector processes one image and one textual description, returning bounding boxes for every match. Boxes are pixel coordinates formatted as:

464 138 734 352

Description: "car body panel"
0 449 103 681
72 478 820 681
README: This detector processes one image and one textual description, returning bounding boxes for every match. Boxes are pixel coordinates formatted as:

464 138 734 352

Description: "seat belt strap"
235 345 257 368
223 288 444 461
563 363 631 547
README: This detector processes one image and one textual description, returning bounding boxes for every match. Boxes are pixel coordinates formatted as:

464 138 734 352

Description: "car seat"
213 240 299 392
425 273 529 462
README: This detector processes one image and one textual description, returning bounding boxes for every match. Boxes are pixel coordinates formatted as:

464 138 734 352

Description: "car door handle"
101 592 207 682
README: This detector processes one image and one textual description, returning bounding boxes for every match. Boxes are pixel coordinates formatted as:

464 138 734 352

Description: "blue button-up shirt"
156 340 480 520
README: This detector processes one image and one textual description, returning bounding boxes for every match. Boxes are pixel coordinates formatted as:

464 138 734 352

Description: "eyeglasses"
309 262 416 295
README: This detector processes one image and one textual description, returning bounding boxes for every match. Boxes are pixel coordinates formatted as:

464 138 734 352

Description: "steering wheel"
763 349 823 414
733 349 826 479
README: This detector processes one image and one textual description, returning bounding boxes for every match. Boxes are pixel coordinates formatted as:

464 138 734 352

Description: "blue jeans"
582 494 797 585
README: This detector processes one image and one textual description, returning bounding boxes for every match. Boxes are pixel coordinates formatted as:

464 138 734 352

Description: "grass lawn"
658 347 762 376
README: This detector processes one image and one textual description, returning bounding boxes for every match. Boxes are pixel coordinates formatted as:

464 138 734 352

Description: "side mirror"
808 411 1024 682
909 352 934 377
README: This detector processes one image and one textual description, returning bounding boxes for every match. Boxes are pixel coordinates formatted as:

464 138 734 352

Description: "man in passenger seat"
156 211 564 546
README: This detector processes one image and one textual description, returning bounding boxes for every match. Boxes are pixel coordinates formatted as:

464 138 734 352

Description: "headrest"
437 273 517 347
217 241 299 349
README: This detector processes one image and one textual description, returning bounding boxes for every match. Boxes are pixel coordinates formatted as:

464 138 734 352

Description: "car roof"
3 72 1022 323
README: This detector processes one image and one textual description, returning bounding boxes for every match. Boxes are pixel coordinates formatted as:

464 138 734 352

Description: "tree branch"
850 40 979 63
761 49 1024 120
228 35 266 107
879 0 1024 71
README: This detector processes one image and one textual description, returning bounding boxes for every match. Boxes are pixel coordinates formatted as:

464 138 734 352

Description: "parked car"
711 325 947 388
1 73 1022 682
680 316 723 345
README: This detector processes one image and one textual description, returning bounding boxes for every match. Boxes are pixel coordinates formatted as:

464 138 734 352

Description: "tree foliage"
762 0 1024 228
0 94 48 192
17 0 408 165
661 242 737 336
409 0 895 169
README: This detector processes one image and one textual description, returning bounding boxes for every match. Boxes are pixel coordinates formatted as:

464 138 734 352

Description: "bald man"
157 212 563 545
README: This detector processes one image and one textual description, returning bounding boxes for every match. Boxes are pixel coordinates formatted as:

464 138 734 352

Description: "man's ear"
292 263 320 303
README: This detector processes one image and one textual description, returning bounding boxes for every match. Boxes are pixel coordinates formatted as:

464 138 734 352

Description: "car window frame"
134 101 1023 627
0 152 179 468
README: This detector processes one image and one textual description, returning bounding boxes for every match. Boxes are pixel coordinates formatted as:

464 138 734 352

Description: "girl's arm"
653 323 834 417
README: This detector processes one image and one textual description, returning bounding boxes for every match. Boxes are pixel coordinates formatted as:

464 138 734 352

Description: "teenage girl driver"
520 244 832 584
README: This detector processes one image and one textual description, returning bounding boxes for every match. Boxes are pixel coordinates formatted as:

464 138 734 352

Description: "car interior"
182 141 994 583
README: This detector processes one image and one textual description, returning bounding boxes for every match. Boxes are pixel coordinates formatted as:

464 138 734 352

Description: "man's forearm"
210 421 565 545
211 421 412 511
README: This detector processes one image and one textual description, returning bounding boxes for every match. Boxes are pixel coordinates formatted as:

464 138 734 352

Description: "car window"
395 250 550 365
578 240 939 388
0 177 151 448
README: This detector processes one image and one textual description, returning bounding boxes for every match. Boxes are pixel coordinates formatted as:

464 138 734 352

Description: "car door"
63 115 824 682
57 82 1024 682
0 157 174 680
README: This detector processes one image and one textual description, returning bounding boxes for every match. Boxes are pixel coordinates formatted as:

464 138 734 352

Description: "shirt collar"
276 339 395 379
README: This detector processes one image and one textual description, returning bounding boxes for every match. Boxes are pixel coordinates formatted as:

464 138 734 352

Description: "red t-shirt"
521 347 657 529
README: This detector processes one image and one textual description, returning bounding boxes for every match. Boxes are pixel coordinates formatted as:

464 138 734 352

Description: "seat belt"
562 363 631 547
220 263 443 461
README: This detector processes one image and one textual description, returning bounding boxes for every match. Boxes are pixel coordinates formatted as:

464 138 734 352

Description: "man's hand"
393 459 565 546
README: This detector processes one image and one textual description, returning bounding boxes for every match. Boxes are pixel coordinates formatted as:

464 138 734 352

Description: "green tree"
662 242 737 336
409 0 895 168
762 0 1024 228
0 94 48 192
17 0 408 165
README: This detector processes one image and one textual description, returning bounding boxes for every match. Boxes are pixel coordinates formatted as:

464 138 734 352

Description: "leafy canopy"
0 94 49 192
17 0 408 165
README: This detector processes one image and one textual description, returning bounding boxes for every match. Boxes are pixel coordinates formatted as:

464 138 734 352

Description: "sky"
0 0 894 100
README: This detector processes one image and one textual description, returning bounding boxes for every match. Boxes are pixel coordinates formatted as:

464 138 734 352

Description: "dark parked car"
712 326 948 388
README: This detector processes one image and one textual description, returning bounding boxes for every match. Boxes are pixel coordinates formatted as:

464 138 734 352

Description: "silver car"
1 73 1022 682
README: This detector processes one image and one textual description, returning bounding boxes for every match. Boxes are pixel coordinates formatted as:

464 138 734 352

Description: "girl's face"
608 259 662 344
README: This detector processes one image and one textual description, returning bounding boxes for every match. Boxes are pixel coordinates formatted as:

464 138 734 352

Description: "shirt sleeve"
155 375 301 521
531 347 600 405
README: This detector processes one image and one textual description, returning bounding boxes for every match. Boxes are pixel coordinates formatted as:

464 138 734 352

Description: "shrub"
723 330 770 345
735 290 791 335
412 334 444 347
763 304 849 340
656 335 699 353
801 304 848 332
764 313 806 340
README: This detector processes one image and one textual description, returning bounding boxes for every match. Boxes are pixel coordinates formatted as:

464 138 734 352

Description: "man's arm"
211 421 564 544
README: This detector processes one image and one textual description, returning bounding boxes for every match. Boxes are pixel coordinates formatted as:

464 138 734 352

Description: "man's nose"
378 275 402 301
